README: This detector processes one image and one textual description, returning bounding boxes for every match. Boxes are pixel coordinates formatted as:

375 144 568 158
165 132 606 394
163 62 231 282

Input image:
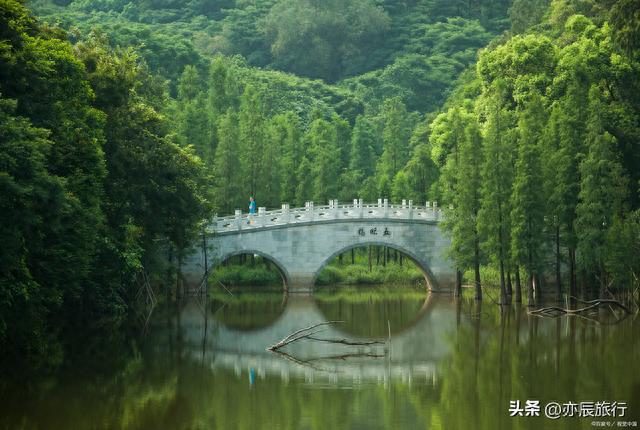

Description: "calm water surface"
1 288 638 429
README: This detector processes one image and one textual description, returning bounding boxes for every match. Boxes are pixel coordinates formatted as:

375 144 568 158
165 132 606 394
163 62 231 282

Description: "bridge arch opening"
311 242 438 290
210 250 290 291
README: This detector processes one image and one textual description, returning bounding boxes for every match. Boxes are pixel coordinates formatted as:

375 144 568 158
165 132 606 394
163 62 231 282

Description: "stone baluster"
433 201 439 221
235 209 242 230
258 207 266 227
308 201 314 221
333 199 339 219
402 199 406 209
383 198 389 218
281 203 290 223
408 200 413 220
358 198 364 218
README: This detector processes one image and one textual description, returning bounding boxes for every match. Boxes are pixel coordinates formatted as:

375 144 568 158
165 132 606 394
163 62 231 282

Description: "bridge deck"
210 200 443 234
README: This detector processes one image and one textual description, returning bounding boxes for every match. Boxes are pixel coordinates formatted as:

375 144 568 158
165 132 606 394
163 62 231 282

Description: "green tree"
349 115 377 177
379 97 413 179
391 171 412 204
275 112 303 204
239 84 266 200
212 110 242 215
307 118 341 203
477 83 515 304
443 120 485 300
510 95 546 303
575 86 628 293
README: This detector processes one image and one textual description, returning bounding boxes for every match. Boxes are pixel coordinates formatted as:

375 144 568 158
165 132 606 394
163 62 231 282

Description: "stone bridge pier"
182 200 456 293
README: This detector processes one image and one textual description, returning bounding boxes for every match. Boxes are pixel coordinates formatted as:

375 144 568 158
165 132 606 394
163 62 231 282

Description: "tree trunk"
376 246 380 266
368 246 372 272
555 225 562 302
499 258 507 304
569 247 577 298
474 238 482 301
528 272 535 307
338 253 343 265
351 249 355 265
166 243 173 300
515 265 522 303
176 253 183 300
506 270 513 297
534 273 542 302
455 269 462 297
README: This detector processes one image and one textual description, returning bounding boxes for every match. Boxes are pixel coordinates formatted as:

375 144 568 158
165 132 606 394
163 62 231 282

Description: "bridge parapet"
210 199 443 234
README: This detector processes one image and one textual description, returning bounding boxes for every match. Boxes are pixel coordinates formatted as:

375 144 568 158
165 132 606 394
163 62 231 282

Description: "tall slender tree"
575 86 628 294
478 82 515 305
511 95 546 303
212 110 242 215
443 120 485 300
239 84 266 201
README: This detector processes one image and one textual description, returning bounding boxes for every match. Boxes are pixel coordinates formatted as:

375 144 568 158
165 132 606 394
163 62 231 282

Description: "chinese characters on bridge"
357 227 391 237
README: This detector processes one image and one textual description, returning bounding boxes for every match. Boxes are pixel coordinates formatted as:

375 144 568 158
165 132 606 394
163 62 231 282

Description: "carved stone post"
235 209 242 230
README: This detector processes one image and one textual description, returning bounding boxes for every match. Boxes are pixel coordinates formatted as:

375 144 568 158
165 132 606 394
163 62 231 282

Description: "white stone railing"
208 198 444 233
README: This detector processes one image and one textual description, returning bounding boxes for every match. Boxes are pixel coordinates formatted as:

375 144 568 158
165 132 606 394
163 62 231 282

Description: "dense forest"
1 0 639 364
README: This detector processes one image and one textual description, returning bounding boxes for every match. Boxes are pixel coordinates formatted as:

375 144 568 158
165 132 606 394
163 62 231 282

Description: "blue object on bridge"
249 367 255 386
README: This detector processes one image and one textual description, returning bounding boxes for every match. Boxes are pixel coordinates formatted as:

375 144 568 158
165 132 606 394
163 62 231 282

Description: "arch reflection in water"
170 292 460 385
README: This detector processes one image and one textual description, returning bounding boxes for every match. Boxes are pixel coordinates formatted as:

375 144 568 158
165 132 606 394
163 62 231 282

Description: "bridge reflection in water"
161 293 461 386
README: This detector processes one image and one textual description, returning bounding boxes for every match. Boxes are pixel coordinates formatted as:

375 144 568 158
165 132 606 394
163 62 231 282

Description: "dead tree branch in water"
267 321 385 352
528 299 632 318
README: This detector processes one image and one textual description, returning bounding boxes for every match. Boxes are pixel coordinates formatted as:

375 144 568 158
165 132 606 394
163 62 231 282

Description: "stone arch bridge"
182 199 456 292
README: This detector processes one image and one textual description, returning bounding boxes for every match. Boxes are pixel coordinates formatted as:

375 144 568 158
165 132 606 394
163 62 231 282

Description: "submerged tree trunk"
515 265 522 303
499 258 507 304
474 237 482 301
534 273 542 302
569 247 577 298
555 225 562 302
166 243 173 300
455 269 462 297
507 271 513 297
176 252 183 300
528 272 535 307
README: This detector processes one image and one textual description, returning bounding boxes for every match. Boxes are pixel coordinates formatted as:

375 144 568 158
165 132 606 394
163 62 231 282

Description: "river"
0 288 638 429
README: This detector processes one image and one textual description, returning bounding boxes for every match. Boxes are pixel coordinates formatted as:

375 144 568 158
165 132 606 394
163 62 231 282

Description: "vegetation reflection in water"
0 289 638 430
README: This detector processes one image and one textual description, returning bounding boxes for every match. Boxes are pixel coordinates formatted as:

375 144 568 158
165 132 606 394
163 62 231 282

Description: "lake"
0 288 638 429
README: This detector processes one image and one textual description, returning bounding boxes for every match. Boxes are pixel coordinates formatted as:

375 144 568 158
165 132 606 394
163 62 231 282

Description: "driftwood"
267 321 385 352
528 298 632 317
